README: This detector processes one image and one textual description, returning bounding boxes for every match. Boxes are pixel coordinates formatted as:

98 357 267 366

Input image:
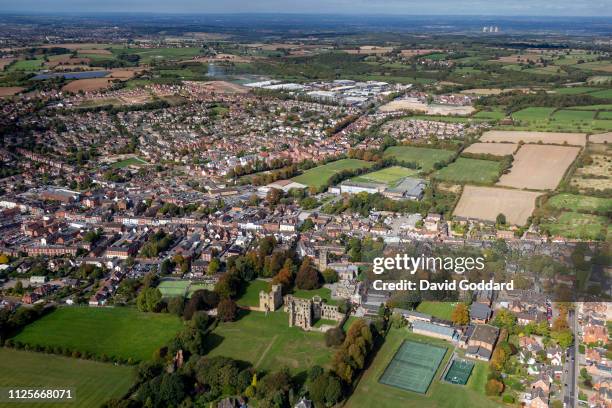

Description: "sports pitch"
378 340 446 394
444 358 474 385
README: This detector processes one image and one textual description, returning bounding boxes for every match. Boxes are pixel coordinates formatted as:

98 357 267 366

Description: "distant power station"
482 26 500 33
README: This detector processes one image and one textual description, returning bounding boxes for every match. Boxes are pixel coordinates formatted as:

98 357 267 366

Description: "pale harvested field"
590 132 612 144
463 143 518 156
379 99 474 116
497 144 581 190
570 154 612 191
427 104 475 116
62 78 115 92
108 69 141 79
460 88 504 95
379 99 428 113
454 186 541 225
196 80 248 94
481 130 587 146
0 87 24 97
344 46 393 55
0 57 15 70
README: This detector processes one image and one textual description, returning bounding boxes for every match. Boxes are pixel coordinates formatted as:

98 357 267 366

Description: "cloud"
0 0 610 16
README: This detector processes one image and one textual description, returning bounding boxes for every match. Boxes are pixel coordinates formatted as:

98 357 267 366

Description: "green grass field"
0 348 133 408
506 106 612 132
512 107 556 122
552 87 599 95
292 159 374 188
433 158 501 184
547 193 612 215
473 108 506 120
12 307 183 362
416 301 456 320
8 58 44 71
291 287 336 305
203 310 333 373
351 166 419 186
110 157 148 169
237 279 270 307
541 211 608 241
383 146 455 173
590 89 612 99
346 329 497 408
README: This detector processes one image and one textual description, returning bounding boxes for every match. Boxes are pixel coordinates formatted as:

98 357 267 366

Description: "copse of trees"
332 319 375 385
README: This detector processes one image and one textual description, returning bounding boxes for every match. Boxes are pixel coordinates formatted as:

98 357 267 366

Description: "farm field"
0 349 133 408
345 329 497 408
463 142 517 156
472 108 506 119
383 146 456 173
12 307 183 362
541 212 608 241
7 58 44 71
0 86 24 97
590 132 612 143
512 107 556 122
480 130 586 146
416 301 456 320
433 158 501 184
292 159 373 188
546 193 612 215
496 144 581 190
570 152 612 192
351 166 419 186
203 309 333 373
62 78 115 92
453 186 541 225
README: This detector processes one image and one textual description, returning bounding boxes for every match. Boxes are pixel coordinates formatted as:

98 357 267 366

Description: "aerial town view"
0 1 610 408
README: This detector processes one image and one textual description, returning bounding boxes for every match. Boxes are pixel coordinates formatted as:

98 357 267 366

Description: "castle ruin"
285 295 343 330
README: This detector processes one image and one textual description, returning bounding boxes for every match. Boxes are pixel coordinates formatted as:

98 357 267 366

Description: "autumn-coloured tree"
485 378 504 396
451 303 470 325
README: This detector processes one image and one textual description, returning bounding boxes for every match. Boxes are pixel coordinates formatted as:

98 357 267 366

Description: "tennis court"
157 280 190 298
378 340 447 394
443 358 474 385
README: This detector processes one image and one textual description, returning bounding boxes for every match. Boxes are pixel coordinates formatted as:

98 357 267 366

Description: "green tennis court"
157 280 190 298
444 358 474 385
379 340 446 394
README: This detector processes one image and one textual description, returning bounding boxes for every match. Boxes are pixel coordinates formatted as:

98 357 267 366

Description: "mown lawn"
416 301 456 320
433 157 502 185
204 309 333 373
292 159 374 188
12 307 183 362
345 329 499 408
0 348 133 408
236 279 270 307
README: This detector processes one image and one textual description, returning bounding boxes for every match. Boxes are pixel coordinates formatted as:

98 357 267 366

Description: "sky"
0 0 611 17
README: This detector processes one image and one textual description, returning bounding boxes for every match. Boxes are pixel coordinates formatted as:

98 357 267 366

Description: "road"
563 308 578 408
